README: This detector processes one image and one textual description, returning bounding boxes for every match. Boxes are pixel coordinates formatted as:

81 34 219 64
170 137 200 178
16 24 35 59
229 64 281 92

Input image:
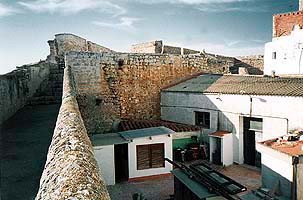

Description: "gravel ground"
107 175 174 200
107 163 261 200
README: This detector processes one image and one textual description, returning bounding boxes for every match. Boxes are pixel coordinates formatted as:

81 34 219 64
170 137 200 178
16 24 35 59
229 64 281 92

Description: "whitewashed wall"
161 92 303 163
128 135 173 179
264 26 303 75
94 145 115 185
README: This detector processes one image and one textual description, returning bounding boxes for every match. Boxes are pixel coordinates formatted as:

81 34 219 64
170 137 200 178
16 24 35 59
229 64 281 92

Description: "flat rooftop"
260 133 303 156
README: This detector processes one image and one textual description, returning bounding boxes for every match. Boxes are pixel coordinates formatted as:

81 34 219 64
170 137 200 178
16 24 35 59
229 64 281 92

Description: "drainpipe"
292 156 299 200
249 96 252 117
299 48 303 74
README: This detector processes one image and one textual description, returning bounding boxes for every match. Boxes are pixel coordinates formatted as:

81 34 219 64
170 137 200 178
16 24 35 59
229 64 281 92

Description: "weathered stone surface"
0 61 54 125
65 51 235 133
235 55 264 75
131 40 163 53
47 33 114 65
35 66 110 200
162 45 182 54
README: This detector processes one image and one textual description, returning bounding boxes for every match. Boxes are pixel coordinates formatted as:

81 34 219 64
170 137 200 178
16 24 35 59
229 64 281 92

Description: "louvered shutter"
136 145 150 170
151 144 164 168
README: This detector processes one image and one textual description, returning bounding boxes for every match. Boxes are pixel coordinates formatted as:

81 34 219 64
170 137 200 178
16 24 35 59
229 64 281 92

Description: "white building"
93 126 174 185
264 25 303 75
256 134 303 199
161 74 303 166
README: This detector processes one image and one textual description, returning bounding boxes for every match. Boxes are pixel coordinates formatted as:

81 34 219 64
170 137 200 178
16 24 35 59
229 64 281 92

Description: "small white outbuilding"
92 126 174 185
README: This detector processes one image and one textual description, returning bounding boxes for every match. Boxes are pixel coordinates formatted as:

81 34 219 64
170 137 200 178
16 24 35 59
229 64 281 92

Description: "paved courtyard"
107 175 174 200
0 104 60 200
107 162 261 200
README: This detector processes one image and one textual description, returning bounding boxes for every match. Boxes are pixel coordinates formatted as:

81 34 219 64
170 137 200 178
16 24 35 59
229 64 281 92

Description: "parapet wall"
130 40 163 53
35 65 110 200
0 61 52 125
47 33 114 64
66 51 234 133
131 40 200 55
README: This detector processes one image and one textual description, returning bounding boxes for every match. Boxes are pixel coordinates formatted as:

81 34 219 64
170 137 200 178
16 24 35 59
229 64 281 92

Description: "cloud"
196 3 268 13
0 3 18 17
127 0 251 5
185 40 264 56
18 0 126 16
92 17 142 31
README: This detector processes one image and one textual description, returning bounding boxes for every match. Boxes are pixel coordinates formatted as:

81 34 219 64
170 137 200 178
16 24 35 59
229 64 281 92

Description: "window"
272 52 277 59
195 111 210 129
136 143 164 170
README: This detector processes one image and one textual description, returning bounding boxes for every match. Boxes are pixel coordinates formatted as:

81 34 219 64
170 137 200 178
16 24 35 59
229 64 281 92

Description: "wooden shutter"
137 145 150 170
151 143 164 168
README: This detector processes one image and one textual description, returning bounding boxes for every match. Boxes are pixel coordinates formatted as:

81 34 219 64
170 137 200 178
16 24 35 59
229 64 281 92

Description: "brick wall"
273 11 303 37
66 51 234 133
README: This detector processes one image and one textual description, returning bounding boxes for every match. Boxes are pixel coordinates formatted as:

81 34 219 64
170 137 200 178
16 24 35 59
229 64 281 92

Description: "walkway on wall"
0 104 60 200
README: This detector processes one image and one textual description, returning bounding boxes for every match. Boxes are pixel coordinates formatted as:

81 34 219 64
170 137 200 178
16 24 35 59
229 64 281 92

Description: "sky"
0 0 298 74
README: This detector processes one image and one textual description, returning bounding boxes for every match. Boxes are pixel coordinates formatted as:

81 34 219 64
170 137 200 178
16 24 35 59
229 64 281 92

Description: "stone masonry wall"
273 11 303 37
0 61 52 125
162 45 182 54
130 41 163 53
47 33 114 64
35 65 110 200
236 55 264 75
66 51 234 133
131 40 200 55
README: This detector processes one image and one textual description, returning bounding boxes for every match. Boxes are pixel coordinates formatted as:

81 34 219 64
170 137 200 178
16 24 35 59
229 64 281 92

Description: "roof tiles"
163 74 303 97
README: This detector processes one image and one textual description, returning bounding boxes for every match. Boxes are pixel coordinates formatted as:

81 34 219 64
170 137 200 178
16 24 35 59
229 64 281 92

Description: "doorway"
243 117 262 167
114 144 129 182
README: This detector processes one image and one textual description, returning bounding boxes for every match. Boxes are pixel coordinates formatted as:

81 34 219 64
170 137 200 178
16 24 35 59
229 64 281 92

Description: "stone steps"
28 65 64 105
28 96 61 105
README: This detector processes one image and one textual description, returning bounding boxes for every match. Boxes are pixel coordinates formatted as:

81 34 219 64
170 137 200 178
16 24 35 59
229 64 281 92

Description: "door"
244 130 256 166
115 144 129 182
243 117 262 166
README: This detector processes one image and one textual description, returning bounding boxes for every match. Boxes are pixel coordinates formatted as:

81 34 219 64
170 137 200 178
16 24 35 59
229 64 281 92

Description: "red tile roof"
261 136 303 156
118 120 201 132
209 131 231 137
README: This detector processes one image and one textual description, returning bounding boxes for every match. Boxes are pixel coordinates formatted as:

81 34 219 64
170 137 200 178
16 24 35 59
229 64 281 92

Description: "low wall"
35 66 110 199
0 61 51 125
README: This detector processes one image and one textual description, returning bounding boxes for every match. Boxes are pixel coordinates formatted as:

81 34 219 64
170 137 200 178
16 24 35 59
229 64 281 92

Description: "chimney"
300 0 303 11
271 70 276 78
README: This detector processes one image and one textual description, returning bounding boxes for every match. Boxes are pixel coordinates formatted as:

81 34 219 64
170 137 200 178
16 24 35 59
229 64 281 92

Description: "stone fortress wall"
131 40 200 55
0 61 55 125
67 51 233 134
35 65 110 200
0 33 265 199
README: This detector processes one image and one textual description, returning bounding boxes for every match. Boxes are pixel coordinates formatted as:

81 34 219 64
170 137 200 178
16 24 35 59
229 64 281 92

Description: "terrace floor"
0 104 60 200
107 162 261 200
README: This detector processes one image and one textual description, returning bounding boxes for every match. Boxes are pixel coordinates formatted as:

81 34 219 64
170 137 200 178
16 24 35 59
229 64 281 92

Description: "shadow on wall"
262 164 292 198
229 58 263 75
160 90 240 165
